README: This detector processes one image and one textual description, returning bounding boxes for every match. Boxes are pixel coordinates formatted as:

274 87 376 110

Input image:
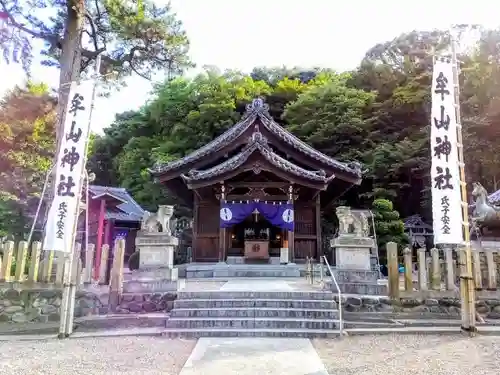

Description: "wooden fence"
0 239 126 288
386 241 500 298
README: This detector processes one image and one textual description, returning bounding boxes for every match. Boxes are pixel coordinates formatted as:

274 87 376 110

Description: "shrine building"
150 98 363 263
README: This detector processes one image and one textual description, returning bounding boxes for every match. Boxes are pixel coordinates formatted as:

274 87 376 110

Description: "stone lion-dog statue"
141 205 174 235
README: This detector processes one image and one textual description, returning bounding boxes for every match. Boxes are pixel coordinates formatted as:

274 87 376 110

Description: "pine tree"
372 198 408 264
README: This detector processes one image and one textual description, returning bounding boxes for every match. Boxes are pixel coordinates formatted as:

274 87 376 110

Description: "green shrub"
128 251 140 271
372 198 408 264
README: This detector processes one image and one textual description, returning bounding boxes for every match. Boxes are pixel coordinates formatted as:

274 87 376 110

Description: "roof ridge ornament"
244 97 271 119
249 124 268 145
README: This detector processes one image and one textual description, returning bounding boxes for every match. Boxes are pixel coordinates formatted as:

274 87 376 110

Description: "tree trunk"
41 0 85 227
55 0 85 154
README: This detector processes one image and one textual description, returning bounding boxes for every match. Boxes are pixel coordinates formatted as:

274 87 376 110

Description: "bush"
8 256 31 277
372 197 408 264
128 251 140 271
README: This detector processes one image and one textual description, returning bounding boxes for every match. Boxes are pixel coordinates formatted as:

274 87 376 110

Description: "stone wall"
335 295 500 320
0 285 104 323
0 284 178 324
114 292 177 314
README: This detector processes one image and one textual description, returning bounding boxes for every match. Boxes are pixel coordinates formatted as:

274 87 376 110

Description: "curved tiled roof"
151 98 362 179
488 189 500 204
88 185 144 222
181 130 335 184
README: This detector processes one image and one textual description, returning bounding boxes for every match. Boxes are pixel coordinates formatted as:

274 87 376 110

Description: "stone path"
219 279 294 291
179 337 329 375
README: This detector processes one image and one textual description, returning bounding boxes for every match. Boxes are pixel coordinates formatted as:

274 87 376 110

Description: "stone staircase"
162 290 342 338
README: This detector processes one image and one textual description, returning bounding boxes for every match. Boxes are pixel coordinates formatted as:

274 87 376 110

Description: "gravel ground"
313 334 500 375
0 337 197 375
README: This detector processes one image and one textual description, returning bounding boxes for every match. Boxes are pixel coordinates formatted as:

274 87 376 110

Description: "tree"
0 0 193 145
371 198 408 264
84 26 500 235
0 82 56 238
283 72 375 161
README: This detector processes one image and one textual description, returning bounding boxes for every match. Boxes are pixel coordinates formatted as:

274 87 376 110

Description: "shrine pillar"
288 184 295 263
218 183 227 263
94 198 106 279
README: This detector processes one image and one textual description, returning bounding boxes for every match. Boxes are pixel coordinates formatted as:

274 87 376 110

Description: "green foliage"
5 24 500 244
1 0 193 80
10 256 31 277
85 26 500 228
0 83 56 239
128 251 140 271
284 77 375 161
372 198 408 262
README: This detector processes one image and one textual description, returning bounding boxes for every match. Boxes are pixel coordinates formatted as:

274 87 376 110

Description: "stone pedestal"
280 248 289 264
327 206 386 295
332 236 374 271
123 232 179 293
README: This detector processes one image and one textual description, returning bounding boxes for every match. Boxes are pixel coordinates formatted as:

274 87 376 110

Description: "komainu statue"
141 205 174 235
471 182 500 228
336 206 370 237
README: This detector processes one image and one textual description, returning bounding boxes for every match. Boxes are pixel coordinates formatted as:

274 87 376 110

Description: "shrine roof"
180 130 335 185
88 185 144 222
488 188 500 204
403 214 433 230
150 98 362 179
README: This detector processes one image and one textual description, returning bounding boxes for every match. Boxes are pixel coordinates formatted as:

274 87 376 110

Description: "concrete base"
178 338 329 375
122 267 179 293
326 281 388 295
326 268 386 296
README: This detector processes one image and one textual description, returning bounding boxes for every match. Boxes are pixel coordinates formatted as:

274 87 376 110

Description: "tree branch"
84 13 99 51
0 1 60 48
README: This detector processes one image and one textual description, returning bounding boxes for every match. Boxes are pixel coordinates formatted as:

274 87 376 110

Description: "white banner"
43 80 94 252
430 58 464 244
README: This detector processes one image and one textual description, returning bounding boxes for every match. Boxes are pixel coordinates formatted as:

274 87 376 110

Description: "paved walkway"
179 337 329 375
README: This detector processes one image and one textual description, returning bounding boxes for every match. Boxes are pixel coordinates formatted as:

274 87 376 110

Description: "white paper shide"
430 58 463 244
43 81 93 252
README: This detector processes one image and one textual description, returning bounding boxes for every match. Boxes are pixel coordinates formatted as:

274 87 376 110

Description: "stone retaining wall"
0 286 104 323
335 295 500 319
114 292 177 314
0 284 178 324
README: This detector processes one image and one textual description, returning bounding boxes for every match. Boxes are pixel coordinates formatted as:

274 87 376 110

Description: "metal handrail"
321 255 343 336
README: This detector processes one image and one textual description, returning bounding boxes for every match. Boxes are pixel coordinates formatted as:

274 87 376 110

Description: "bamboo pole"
450 34 476 335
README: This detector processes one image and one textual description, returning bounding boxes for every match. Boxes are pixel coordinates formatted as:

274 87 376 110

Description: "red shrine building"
150 98 363 263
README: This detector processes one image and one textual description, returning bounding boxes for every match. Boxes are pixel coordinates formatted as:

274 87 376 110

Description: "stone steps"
166 317 339 330
170 307 338 319
162 327 341 338
173 299 337 310
166 289 340 338
177 291 332 300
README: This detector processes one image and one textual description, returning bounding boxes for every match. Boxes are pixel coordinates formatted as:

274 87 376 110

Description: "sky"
0 0 499 133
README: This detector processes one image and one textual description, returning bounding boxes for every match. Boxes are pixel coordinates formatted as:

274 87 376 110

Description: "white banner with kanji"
43 80 93 252
430 58 464 244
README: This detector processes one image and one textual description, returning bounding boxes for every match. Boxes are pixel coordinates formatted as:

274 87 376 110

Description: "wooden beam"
316 194 322 261
226 195 289 201
228 181 288 188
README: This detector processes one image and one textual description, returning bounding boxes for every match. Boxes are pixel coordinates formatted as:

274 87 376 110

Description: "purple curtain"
220 202 257 228
219 202 295 230
256 202 294 231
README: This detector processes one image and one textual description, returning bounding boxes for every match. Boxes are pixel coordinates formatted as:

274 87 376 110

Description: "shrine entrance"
226 207 290 263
